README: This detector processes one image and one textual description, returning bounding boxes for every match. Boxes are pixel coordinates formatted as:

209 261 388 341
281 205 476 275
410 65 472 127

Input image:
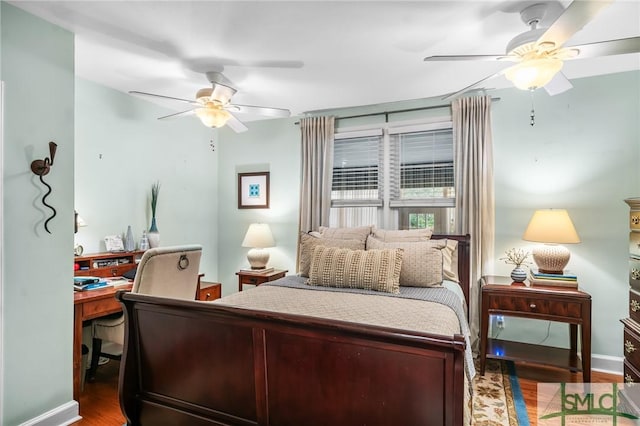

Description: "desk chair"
88 245 202 380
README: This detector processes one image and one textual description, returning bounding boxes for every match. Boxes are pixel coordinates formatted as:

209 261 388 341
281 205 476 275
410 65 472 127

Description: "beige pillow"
298 233 364 277
318 226 372 243
366 237 444 287
442 239 459 283
371 228 432 242
307 246 403 294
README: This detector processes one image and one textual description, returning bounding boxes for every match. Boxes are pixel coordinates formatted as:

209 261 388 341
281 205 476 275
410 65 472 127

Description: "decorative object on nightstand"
522 209 580 274
499 247 530 283
74 211 87 256
242 223 275 270
147 181 161 248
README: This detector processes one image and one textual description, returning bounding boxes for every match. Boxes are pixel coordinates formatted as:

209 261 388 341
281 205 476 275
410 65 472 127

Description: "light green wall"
216 118 301 295
74 78 219 279
491 71 640 355
2 3 75 424
217 71 640 360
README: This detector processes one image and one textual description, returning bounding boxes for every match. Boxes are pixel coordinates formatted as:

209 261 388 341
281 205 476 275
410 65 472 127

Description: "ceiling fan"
130 71 291 133
425 0 640 100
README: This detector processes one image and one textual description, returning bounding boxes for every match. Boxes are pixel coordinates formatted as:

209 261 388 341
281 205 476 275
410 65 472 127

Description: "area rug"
472 359 530 425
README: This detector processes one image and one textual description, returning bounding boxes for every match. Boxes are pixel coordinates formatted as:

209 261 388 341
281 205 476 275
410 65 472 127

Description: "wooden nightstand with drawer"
480 275 591 382
196 281 222 301
236 269 287 291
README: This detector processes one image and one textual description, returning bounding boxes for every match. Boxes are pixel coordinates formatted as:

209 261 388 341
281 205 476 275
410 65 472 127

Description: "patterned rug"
472 359 530 425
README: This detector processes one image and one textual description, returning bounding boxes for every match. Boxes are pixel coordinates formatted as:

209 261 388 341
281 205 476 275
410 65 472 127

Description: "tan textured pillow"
371 228 433 242
307 246 403 294
442 239 459 283
298 233 364 277
366 237 444 287
318 226 372 243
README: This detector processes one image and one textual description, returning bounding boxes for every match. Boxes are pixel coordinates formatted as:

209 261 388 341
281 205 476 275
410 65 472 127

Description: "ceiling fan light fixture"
195 107 231 128
505 57 563 90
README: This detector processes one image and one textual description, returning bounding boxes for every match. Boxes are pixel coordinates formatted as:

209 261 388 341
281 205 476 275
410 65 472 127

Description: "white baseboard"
592 353 623 376
19 401 81 426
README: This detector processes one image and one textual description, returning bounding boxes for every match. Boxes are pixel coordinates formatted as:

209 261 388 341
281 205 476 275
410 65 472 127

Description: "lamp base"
247 248 270 270
532 244 570 274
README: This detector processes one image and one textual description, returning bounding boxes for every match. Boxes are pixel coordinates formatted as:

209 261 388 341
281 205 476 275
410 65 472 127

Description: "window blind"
331 130 383 207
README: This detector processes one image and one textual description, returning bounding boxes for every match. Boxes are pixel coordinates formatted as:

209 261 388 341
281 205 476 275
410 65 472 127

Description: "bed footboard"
117 291 467 426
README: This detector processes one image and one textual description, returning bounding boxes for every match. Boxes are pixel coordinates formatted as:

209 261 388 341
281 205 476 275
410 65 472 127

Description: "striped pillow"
307 246 403 294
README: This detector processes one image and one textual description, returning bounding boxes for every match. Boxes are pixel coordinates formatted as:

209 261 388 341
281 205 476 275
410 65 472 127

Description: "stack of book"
73 276 113 291
528 268 578 288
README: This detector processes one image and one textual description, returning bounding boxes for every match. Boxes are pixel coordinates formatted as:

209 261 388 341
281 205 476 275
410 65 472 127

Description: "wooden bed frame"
117 234 471 426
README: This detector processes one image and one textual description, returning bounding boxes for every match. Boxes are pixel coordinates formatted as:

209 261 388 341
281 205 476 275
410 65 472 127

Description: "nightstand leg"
569 323 577 355
480 303 489 376
582 301 592 383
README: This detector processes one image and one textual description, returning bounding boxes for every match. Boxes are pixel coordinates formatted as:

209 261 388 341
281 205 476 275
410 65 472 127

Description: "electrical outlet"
496 315 505 329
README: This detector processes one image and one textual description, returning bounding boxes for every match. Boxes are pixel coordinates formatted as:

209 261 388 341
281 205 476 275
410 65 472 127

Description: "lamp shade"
242 223 275 270
505 58 563 91
523 209 580 274
522 209 580 244
242 223 275 248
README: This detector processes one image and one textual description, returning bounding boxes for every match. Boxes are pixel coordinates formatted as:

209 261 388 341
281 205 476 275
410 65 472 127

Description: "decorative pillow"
318 226 372 243
366 237 444 287
371 228 432 242
307 246 403 294
298 233 365 277
442 239 460 283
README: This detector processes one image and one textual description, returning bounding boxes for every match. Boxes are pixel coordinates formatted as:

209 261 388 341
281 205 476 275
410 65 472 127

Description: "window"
330 121 455 233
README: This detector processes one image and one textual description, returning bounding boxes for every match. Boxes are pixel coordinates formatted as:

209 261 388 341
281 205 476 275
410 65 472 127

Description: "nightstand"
196 281 222 301
236 269 288 291
480 275 591 382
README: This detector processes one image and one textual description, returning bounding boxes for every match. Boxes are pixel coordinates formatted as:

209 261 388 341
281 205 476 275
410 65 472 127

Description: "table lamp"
242 223 275 270
522 209 580 274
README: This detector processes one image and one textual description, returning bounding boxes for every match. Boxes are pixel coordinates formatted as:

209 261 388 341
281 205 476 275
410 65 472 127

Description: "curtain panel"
452 95 495 353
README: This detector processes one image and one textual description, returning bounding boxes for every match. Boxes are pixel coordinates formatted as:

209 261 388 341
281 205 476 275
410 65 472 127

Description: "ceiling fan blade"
424 54 507 62
442 67 508 101
543 71 573 96
537 0 613 49
225 113 249 133
129 91 199 106
228 104 291 118
567 36 640 59
157 109 196 120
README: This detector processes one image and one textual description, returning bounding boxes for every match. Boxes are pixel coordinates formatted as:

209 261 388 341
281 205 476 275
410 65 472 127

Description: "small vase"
510 266 527 283
148 217 160 248
124 225 135 251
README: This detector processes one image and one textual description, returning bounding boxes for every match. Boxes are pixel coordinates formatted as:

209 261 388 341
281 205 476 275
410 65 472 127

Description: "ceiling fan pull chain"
529 89 536 127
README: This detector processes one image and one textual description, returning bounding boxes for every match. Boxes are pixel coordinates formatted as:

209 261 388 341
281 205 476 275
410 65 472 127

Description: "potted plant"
500 247 531 283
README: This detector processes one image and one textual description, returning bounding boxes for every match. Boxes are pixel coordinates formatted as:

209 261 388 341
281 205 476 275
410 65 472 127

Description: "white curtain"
298 116 335 233
452 96 495 353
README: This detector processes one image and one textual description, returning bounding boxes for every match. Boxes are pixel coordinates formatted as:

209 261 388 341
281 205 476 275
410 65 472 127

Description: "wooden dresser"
622 197 640 387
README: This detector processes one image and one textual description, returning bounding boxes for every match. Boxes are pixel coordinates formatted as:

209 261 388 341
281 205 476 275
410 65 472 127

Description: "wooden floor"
74 360 622 425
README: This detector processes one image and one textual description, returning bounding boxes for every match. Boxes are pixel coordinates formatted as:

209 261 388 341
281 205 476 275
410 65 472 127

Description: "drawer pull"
632 300 640 312
632 215 640 225
529 303 537 309
626 374 635 384
626 340 636 354
632 268 640 281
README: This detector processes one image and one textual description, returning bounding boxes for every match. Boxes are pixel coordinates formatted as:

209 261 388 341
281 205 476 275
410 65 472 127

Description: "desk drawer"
630 291 640 324
631 259 640 291
82 297 121 320
631 231 640 258
489 296 582 318
625 359 640 384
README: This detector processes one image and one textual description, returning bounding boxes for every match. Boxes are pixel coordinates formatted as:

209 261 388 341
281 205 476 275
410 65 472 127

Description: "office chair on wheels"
88 244 202 381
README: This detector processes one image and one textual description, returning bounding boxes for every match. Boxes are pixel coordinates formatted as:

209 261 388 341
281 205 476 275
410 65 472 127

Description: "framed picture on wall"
238 172 270 209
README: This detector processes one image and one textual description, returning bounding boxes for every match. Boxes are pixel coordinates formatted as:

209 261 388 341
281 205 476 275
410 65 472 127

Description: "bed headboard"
431 234 471 308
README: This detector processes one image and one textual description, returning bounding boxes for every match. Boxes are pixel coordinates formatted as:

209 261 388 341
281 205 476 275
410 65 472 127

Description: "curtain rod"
294 97 500 125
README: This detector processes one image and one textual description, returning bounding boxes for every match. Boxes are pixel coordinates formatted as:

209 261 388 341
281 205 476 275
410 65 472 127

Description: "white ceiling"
9 0 640 120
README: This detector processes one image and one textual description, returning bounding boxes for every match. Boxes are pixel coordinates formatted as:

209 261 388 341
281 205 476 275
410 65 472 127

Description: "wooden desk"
480 275 591 382
73 284 132 401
